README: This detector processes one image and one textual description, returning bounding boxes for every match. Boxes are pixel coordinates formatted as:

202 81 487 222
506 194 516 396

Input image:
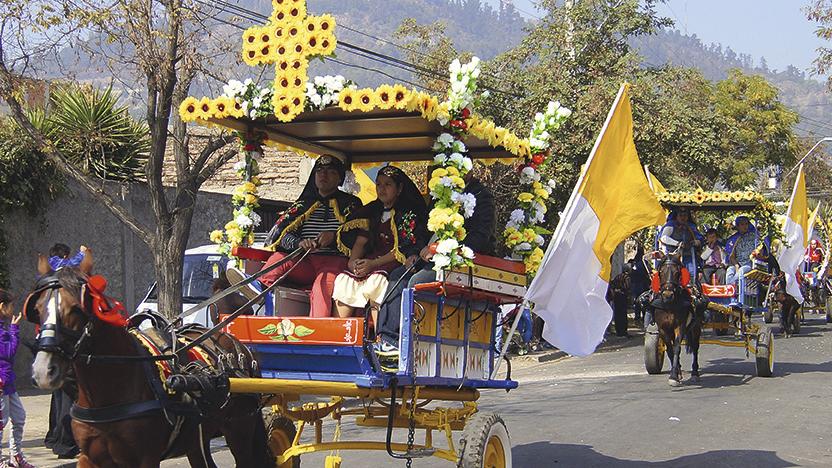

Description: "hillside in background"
634 29 832 135
36 0 832 136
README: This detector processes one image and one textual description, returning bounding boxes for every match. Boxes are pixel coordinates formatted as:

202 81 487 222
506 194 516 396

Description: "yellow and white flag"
525 84 666 356
808 202 821 241
644 165 667 194
777 165 808 303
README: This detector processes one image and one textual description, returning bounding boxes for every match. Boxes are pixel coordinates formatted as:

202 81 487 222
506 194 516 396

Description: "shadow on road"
513 442 797 467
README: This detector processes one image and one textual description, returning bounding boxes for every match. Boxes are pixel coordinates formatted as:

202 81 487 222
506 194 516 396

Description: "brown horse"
27 253 274 468
771 273 801 337
652 251 703 386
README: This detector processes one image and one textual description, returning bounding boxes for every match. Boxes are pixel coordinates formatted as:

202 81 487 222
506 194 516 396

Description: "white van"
136 244 248 327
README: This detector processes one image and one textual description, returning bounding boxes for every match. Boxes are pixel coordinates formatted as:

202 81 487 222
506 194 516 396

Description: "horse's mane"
55 268 85 297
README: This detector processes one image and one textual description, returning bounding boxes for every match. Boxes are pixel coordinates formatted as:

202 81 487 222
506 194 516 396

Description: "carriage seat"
232 246 316 317
701 283 736 298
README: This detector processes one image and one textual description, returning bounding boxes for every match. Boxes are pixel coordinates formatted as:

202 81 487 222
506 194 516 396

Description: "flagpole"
527 83 629 294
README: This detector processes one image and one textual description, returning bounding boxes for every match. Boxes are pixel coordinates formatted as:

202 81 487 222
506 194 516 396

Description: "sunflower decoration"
710 191 724 202
668 193 681 203
273 95 303 122
227 99 245 118
418 95 439 121
213 97 234 119
679 193 692 203
354 88 377 112
179 97 199 122
743 191 756 201
338 88 358 112
390 85 410 109
732 191 745 202
271 0 306 23
194 97 214 121
375 84 396 110
405 90 423 113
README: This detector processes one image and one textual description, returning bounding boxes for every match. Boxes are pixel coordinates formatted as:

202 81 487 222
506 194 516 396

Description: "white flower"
314 75 326 87
306 82 316 95
509 209 526 225
556 106 572 119
449 152 464 166
321 93 333 106
460 246 474 259
433 253 451 269
436 238 459 255
461 157 473 172
241 101 249 113
233 160 247 172
244 78 253 86
434 153 448 164
249 109 257 119
520 166 539 185
452 192 477 218
547 179 557 190
435 133 454 148
547 101 560 114
310 94 322 108
252 97 262 109
235 214 253 228
535 235 545 245
249 211 262 227
451 140 467 153
514 242 532 252
449 59 461 74
440 176 455 188
278 318 295 336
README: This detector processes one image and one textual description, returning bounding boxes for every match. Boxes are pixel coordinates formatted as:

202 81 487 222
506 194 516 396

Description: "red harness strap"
651 268 690 292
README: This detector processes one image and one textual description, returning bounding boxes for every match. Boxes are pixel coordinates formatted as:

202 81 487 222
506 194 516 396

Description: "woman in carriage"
332 165 429 319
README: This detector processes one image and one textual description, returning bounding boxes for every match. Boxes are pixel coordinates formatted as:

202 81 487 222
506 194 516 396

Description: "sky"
505 0 827 77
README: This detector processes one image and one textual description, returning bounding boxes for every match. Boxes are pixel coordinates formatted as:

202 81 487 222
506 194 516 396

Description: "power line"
195 0 522 98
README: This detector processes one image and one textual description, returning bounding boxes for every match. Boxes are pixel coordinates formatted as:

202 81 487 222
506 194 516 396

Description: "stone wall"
3 180 234 388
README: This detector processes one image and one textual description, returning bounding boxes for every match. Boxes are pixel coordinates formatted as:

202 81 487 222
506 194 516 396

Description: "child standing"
0 290 34 468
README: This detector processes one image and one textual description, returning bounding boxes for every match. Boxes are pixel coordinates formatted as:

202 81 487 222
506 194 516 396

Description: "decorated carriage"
644 190 778 378
168 0 572 465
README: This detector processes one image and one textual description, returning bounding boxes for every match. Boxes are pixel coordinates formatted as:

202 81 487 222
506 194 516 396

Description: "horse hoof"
668 378 683 387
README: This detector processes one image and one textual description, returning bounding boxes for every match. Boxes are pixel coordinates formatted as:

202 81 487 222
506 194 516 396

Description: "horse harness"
24 276 257 458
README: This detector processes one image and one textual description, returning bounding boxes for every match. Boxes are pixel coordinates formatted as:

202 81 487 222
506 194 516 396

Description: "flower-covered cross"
240 0 337 122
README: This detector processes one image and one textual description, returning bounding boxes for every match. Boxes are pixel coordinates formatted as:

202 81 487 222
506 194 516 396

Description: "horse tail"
684 312 700 354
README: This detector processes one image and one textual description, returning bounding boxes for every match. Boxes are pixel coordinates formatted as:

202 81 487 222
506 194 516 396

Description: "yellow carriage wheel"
460 412 512 468
267 415 300 468
484 434 507 468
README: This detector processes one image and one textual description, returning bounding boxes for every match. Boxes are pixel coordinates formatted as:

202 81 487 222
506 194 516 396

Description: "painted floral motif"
257 319 315 342
398 210 418 244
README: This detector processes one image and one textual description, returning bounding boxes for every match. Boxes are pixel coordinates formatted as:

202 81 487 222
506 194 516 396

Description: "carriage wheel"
459 412 512 468
644 323 664 375
755 327 775 378
267 415 300 468
764 303 775 324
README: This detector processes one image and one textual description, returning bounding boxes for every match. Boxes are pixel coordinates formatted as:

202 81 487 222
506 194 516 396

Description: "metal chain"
405 301 424 467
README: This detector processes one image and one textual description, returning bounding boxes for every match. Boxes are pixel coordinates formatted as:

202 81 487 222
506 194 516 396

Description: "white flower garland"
305 75 354 111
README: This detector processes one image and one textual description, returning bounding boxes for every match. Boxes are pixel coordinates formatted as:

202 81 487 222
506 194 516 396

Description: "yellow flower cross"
240 0 337 122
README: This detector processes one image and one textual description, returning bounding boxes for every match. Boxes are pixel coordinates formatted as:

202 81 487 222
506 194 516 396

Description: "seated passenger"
725 216 757 285
228 154 362 317
375 167 496 353
332 166 428 318
700 228 726 284
659 209 703 273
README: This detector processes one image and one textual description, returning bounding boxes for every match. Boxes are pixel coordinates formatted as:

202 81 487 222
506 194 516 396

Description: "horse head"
28 252 95 390
658 252 684 303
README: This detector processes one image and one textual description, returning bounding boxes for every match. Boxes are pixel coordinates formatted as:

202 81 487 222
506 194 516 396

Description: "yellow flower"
446 166 459 177
428 176 442 192
535 188 550 200
245 194 258 205
692 191 707 204
390 85 410 110
668 193 680 203
251 176 263 186
195 97 213 120
523 229 536 243
213 97 235 119
375 84 396 110
225 221 240 231
517 192 534 203
405 91 424 112
178 97 199 122
209 230 224 243
493 127 508 146
450 213 465 229
732 191 744 202
431 168 448 178
418 95 439 121
743 191 756 201
451 176 465 188
273 95 303 122
338 88 358 111
354 88 377 112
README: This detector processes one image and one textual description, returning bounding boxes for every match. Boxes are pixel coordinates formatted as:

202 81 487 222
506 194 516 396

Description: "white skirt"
332 272 390 308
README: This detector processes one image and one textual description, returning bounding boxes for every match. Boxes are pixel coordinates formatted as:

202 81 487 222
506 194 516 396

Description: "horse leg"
221 396 273 468
186 424 219 468
779 301 789 337
669 325 684 386
689 322 701 382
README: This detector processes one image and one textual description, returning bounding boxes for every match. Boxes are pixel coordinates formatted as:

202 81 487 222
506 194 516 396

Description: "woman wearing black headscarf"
333 165 428 318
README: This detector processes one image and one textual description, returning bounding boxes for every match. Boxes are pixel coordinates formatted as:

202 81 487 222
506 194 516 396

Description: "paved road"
26 313 832 467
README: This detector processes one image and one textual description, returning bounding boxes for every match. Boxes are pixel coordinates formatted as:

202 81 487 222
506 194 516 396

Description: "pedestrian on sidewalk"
0 289 35 468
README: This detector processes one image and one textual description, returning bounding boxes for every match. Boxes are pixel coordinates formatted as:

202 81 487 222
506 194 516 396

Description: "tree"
712 69 799 189
0 0 243 317
806 0 832 90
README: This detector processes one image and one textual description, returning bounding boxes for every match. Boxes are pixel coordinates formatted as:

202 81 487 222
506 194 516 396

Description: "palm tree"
46 85 149 181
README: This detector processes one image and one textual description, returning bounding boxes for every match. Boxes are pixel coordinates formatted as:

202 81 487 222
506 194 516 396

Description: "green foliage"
45 86 149 181
0 116 63 213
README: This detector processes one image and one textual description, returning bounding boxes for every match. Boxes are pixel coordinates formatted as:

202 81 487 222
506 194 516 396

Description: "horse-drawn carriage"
644 193 777 382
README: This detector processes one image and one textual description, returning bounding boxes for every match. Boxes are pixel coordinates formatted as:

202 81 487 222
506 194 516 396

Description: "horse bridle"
25 276 96 361
658 257 684 297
